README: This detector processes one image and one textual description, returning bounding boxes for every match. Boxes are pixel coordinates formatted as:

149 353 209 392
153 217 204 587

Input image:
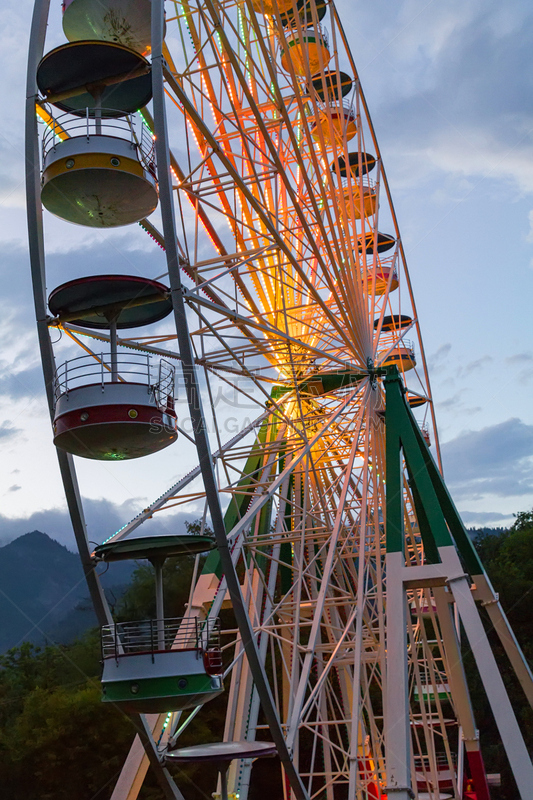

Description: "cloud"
7 485 21 493
435 390 480 418
424 131 533 195
437 392 464 410
0 365 46 402
46 235 167 279
455 355 492 380
442 418 533 500
352 0 533 197
0 497 198 551
464 356 492 372
0 421 21 441
506 352 533 365
461 510 514 526
428 343 452 371
504 354 533 384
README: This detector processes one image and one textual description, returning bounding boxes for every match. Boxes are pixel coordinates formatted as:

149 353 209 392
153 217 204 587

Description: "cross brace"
384 367 533 799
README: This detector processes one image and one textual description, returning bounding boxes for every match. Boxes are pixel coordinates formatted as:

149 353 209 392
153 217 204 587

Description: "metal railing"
365 253 397 271
379 337 414 354
282 22 329 49
414 753 455 769
101 616 221 659
41 106 156 176
54 352 175 407
420 422 431 444
376 339 415 372
368 253 396 267
341 174 376 192
364 256 398 283
377 338 406 363
306 101 356 120
376 330 414 350
155 359 176 409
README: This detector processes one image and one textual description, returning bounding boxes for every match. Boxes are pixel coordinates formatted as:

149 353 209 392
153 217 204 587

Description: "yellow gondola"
378 345 416 372
280 27 331 76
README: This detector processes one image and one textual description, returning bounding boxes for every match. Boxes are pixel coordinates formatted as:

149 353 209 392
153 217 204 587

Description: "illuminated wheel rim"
101 2 444 797
26 0 461 798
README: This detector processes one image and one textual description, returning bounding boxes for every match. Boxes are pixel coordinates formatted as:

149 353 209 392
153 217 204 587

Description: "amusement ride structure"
24 1 533 798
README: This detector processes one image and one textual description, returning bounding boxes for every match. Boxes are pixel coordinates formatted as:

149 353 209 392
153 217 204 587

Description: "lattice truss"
51 1 456 797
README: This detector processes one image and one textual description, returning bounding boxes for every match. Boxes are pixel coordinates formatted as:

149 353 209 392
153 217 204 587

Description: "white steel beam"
438 545 533 798
392 545 533 799
285 394 368 750
384 550 412 800
224 385 367 548
473 571 533 708
99 410 269 547
110 715 165 800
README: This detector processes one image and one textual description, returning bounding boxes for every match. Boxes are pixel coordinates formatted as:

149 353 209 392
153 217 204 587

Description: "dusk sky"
0 0 532 547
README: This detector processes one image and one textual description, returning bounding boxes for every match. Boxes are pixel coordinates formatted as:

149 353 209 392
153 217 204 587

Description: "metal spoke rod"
151 2 308 797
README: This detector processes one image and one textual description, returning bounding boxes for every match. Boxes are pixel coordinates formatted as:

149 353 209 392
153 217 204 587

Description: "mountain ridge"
0 530 132 652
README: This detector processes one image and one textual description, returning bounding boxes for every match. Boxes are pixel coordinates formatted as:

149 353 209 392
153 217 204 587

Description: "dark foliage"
3 513 533 798
467 512 533 798
0 636 134 799
0 521 246 799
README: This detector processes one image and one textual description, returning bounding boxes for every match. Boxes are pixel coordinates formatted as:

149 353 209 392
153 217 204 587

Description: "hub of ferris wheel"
25 1 533 799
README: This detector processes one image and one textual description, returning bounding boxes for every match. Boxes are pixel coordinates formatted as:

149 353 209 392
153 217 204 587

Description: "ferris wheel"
25 1 533 799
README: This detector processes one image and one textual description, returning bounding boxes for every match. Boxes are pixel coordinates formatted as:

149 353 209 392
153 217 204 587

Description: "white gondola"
96 535 224 713
41 110 157 227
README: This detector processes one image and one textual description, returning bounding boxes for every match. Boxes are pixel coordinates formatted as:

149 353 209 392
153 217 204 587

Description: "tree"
470 511 533 798
115 520 212 622
4 684 133 799
0 636 135 799
0 519 228 799
510 509 533 532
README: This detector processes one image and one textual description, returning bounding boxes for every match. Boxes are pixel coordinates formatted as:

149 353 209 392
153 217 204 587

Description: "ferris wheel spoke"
224 388 363 546
26 0 533 797
162 74 363 356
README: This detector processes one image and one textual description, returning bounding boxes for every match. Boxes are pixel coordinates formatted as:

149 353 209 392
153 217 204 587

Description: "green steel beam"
202 416 274 579
404 461 440 565
384 367 484 575
271 369 376 401
384 370 406 554
385 368 452 555
404 410 484 576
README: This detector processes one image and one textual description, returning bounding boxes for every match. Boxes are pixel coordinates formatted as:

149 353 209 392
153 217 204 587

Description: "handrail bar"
41 106 155 175
54 352 174 404
377 338 415 353
281 22 329 49
101 616 221 659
